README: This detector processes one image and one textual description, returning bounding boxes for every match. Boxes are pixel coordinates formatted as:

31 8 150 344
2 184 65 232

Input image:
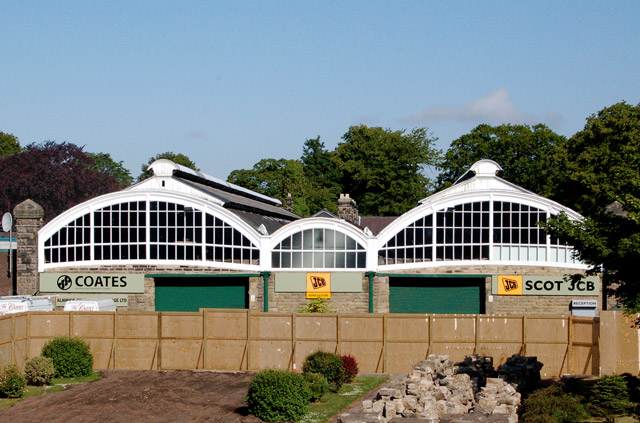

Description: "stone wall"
0 251 16 296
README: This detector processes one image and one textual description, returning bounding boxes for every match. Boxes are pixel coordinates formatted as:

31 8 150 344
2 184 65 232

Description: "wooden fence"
0 310 603 377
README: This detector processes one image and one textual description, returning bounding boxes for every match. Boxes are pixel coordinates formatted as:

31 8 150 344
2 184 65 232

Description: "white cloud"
187 131 208 140
403 89 537 124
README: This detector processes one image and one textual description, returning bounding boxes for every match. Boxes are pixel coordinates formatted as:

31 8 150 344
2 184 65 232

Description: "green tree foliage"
88 152 133 188
0 141 121 221
301 136 341 213
227 158 311 216
0 131 21 158
138 151 199 182
437 123 565 196
545 102 640 312
589 375 637 419
334 125 440 216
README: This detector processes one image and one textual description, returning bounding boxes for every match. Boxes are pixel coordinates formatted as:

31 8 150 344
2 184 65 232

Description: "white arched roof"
39 189 266 272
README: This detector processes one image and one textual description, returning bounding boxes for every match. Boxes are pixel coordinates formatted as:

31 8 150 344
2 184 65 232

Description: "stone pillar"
285 193 293 213
14 199 44 296
337 193 359 225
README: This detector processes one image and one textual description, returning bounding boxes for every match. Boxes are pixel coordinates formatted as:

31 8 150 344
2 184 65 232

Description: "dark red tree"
0 141 121 221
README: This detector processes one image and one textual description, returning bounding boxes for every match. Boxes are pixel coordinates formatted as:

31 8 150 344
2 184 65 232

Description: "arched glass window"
272 228 365 269
43 200 259 265
379 200 577 265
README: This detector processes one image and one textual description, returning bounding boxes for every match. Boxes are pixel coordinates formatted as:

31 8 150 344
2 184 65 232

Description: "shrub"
589 375 637 418
297 297 335 313
0 364 26 398
303 351 345 390
341 354 359 383
519 384 589 423
24 355 55 386
247 369 311 421
304 371 330 402
41 336 94 378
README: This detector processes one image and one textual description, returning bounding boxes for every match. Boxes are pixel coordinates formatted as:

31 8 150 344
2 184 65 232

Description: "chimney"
285 193 293 212
337 193 359 225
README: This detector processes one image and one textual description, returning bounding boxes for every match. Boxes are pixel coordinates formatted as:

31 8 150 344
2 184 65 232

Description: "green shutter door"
389 277 484 314
155 277 248 312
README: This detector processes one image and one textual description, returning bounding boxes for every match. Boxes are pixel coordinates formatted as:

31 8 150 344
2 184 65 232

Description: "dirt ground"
0 370 265 423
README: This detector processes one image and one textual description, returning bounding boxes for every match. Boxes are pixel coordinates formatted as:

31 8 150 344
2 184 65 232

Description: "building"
16 159 600 315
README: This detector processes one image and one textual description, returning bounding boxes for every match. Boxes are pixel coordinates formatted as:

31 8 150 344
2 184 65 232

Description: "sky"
1 1 639 180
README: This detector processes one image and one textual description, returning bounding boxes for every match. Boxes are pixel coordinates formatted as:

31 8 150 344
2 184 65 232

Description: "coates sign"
494 275 599 296
40 273 145 293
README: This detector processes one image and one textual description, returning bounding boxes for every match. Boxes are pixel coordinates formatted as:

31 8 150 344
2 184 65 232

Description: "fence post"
522 315 527 356
11 315 15 365
203 310 208 370
567 315 572 375
475 315 480 355
428 315 433 357
383 314 388 373
291 312 296 371
246 309 252 371
157 312 163 370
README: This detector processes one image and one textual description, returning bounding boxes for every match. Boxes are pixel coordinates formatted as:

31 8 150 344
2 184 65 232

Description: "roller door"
389 277 484 314
155 276 248 312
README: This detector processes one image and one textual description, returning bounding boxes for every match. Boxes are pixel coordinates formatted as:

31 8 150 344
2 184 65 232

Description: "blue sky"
1 1 638 180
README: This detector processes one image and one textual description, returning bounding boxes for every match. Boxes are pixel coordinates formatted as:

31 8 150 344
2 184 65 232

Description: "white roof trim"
148 159 282 206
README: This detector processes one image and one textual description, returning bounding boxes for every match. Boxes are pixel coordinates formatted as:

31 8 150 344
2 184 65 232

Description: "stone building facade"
16 159 600 316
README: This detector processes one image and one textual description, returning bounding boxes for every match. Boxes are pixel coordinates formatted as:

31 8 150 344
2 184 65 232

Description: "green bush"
24 355 55 386
41 336 94 378
0 364 26 398
304 371 330 402
589 375 637 418
296 297 335 313
303 351 345 390
247 369 311 421
341 354 359 383
519 384 589 423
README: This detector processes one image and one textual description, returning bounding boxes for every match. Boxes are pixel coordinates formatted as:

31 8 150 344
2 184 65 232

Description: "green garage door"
155 276 248 312
389 277 485 314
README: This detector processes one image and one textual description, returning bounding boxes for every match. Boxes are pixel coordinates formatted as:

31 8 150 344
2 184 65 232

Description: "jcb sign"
306 273 330 299
496 275 599 296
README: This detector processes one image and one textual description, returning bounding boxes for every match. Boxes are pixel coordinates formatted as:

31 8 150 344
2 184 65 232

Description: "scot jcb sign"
495 275 599 296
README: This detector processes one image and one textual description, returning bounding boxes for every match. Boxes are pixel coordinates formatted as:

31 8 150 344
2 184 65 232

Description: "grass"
0 371 101 408
300 375 389 423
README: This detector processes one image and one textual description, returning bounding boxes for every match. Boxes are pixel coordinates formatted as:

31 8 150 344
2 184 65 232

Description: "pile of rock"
455 355 497 393
342 354 524 423
497 355 543 394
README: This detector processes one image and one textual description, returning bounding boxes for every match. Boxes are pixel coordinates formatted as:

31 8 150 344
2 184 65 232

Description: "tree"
0 141 121 221
137 152 199 182
301 136 341 214
334 125 440 216
545 102 640 312
227 158 311 216
88 152 133 188
0 131 21 158
437 124 566 196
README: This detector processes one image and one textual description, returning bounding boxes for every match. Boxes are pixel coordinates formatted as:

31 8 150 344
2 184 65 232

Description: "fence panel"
340 315 384 373
570 317 599 375
160 312 203 370
477 316 523 367
204 310 247 370
250 313 293 370
115 313 159 370
386 314 429 373
71 312 115 369
294 314 338 370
